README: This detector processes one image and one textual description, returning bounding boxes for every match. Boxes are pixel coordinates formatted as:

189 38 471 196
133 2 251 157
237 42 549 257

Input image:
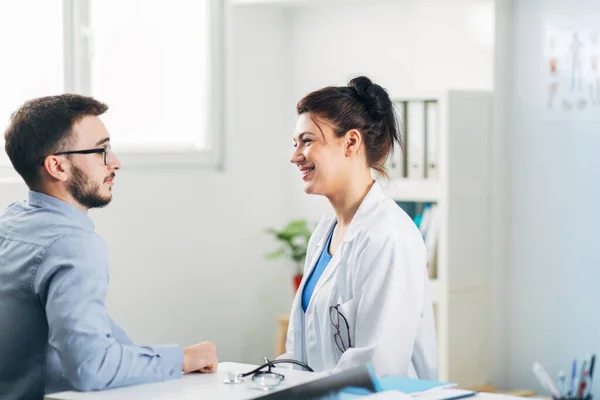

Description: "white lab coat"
278 181 438 379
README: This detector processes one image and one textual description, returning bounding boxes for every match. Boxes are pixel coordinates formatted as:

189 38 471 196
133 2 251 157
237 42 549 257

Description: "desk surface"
45 362 541 400
44 362 317 400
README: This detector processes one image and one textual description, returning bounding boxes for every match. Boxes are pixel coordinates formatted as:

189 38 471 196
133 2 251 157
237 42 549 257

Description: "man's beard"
68 165 112 209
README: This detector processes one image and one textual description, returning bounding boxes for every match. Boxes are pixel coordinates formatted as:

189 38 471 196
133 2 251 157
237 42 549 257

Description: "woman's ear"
344 129 362 157
43 155 69 182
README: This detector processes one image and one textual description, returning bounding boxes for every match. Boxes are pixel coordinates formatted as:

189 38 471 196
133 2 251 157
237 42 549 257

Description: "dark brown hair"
296 76 401 177
4 94 108 188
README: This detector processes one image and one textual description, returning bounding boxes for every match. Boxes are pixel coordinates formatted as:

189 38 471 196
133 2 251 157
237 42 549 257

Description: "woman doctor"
278 76 438 379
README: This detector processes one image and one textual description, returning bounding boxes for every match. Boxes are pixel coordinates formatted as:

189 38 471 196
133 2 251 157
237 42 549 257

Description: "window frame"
1 0 226 172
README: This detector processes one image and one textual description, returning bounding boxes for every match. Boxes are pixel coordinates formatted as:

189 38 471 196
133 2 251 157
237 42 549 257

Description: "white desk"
44 363 540 400
44 362 318 400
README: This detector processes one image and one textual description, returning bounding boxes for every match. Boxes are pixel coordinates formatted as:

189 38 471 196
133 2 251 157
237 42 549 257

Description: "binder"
385 147 403 179
423 204 439 274
418 204 432 239
400 100 409 178
424 101 439 180
406 101 426 180
386 101 406 179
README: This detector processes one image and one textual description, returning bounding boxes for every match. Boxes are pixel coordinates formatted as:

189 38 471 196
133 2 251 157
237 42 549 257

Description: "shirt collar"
28 190 95 231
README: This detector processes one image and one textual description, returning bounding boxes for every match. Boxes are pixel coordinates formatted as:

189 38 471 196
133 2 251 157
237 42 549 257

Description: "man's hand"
182 342 218 373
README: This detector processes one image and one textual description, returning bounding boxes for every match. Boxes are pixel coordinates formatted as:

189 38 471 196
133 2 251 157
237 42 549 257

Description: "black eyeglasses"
329 304 352 353
53 144 113 166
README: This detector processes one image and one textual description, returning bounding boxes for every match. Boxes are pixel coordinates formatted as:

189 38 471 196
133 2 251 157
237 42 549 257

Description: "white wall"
286 0 494 95
281 0 495 221
496 0 600 395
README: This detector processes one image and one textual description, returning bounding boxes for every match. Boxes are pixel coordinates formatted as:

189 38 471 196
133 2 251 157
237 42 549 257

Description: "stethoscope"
223 358 314 390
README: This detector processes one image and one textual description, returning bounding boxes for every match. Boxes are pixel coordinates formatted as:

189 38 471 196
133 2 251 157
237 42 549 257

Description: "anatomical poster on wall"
544 25 600 120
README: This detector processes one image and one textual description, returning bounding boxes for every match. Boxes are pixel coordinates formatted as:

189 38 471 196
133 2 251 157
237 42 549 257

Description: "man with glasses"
0 94 218 400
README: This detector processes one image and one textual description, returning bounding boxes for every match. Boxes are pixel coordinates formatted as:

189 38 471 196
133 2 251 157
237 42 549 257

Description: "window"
0 0 64 167
1 0 224 169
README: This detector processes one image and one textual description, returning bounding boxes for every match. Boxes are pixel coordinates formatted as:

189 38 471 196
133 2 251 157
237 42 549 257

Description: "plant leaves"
265 247 286 259
265 219 314 265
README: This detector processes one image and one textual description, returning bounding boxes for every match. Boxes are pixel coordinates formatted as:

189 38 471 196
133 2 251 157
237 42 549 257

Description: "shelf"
383 179 440 202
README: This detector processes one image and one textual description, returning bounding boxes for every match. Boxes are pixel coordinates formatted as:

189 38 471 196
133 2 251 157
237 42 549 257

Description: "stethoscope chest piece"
223 371 244 384
251 371 285 390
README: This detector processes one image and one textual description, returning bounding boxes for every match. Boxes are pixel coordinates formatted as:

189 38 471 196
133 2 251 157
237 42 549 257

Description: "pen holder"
552 396 592 400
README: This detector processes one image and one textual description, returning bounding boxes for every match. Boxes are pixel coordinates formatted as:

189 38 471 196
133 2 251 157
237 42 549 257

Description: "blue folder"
378 376 455 393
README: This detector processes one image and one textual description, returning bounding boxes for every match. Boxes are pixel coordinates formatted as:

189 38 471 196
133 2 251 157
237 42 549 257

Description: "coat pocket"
330 298 356 353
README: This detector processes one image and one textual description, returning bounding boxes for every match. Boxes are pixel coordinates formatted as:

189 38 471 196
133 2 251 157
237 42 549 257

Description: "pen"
570 359 577 397
589 354 596 389
583 354 595 397
576 358 589 398
533 362 561 398
557 371 566 398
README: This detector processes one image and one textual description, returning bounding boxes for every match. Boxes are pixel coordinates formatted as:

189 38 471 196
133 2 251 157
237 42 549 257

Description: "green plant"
265 219 313 276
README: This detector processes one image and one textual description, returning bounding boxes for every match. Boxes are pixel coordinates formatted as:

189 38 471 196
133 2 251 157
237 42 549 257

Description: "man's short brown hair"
4 94 108 188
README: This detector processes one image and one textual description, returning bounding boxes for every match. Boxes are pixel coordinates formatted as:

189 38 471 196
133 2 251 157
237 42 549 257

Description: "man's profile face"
65 116 120 209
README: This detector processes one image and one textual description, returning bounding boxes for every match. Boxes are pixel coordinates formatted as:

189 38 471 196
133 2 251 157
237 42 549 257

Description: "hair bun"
348 76 391 120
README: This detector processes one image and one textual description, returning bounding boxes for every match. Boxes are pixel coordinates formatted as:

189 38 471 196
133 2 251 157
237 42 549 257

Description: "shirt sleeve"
109 317 136 346
34 232 184 392
333 236 427 377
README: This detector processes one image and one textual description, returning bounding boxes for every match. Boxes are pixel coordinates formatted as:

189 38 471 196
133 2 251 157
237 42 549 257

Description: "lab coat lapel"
299 217 333 294
290 216 335 317
301 217 337 310
308 244 343 305
342 180 386 242
307 217 346 305
307 181 386 302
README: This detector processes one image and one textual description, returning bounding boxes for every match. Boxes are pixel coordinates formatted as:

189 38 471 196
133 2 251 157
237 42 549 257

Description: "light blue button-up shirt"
0 191 183 399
